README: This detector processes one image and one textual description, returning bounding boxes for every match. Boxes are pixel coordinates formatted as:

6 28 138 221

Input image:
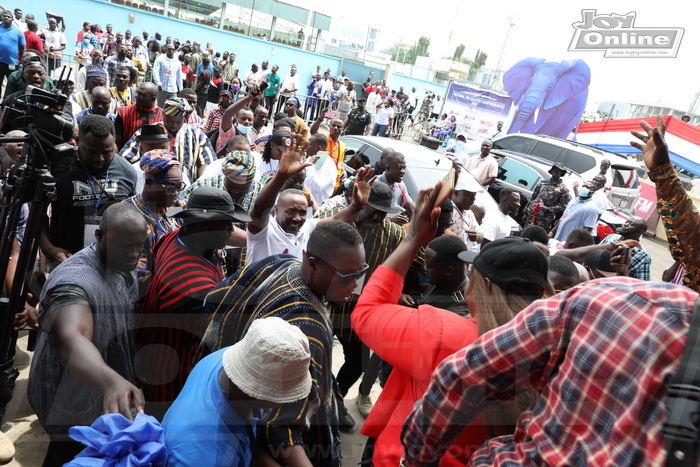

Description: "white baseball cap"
222 317 312 404
455 170 485 193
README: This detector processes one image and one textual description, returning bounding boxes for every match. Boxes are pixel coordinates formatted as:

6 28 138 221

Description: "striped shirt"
120 123 216 183
122 194 182 280
402 278 699 466
110 86 135 107
139 229 224 406
114 105 164 145
315 208 425 341
199 255 340 466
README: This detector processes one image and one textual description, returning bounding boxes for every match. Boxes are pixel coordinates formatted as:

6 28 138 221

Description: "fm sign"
569 10 684 58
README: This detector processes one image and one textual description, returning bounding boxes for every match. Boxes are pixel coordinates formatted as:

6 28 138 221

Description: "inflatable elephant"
503 57 591 139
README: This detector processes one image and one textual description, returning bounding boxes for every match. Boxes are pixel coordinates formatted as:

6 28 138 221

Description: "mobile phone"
259 81 268 92
325 110 340 120
617 246 629 264
434 167 456 208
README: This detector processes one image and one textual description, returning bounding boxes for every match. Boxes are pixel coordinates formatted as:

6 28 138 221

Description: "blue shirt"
0 24 26 65
555 197 599 242
162 348 259 467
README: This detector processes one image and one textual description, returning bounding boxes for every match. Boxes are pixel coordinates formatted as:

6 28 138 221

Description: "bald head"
90 86 113 116
136 82 157 108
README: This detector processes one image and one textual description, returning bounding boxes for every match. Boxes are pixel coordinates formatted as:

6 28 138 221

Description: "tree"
383 36 430 65
468 49 488 81
416 36 430 58
453 44 465 61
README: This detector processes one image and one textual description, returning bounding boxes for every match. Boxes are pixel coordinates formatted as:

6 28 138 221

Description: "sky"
292 0 700 113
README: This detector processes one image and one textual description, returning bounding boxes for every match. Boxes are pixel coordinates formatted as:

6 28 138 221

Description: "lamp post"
248 0 256 36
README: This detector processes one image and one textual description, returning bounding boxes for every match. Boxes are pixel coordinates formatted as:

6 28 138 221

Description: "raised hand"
630 115 670 171
406 181 444 247
350 166 376 208
277 135 313 178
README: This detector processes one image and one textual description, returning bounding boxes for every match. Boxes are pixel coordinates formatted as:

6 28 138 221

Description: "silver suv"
492 134 641 210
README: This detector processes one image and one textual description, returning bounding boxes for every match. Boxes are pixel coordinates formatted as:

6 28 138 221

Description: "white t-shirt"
281 73 300 97
320 79 334 99
246 216 319 264
480 209 513 242
44 29 67 58
337 89 356 113
253 153 280 184
408 92 419 108
244 69 262 87
376 106 395 126
592 189 608 214
201 158 225 179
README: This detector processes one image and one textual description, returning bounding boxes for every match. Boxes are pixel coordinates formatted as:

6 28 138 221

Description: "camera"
0 85 75 178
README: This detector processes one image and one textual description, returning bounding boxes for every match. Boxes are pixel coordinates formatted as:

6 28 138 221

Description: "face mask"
219 100 232 109
236 123 251 134
454 141 465 152
579 187 590 198
231 84 240 92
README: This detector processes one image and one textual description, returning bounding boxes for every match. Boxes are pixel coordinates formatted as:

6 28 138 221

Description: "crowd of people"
1 7 700 467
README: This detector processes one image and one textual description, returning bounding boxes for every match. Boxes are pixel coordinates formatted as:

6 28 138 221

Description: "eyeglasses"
160 182 186 194
308 253 369 285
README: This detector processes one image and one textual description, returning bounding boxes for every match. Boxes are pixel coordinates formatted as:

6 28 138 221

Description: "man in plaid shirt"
401 277 698 466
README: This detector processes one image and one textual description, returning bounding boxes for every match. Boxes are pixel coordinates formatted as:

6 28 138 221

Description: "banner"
441 83 512 140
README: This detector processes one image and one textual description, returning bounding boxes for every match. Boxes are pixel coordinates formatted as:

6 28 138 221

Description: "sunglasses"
160 182 186 194
309 254 369 285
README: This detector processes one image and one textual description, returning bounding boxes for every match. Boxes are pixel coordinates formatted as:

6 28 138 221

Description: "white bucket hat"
222 317 312 404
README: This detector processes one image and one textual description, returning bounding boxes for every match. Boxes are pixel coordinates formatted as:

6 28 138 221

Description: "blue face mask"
454 141 465 152
236 123 251 134
579 187 591 198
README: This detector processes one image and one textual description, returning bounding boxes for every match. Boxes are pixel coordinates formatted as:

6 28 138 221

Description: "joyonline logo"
569 10 684 58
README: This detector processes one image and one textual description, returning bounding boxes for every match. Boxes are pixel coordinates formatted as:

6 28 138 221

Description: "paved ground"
0 232 676 465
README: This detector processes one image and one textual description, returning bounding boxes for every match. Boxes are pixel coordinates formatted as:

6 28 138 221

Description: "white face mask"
236 123 251 134
454 141 465 152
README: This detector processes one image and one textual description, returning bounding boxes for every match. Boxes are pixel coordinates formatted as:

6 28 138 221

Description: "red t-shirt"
24 31 44 55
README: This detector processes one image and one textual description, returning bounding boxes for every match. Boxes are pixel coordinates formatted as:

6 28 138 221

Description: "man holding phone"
556 215 650 281
372 98 395 137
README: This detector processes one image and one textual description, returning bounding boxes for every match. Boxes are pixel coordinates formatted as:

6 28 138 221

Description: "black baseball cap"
366 183 401 214
458 237 548 299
